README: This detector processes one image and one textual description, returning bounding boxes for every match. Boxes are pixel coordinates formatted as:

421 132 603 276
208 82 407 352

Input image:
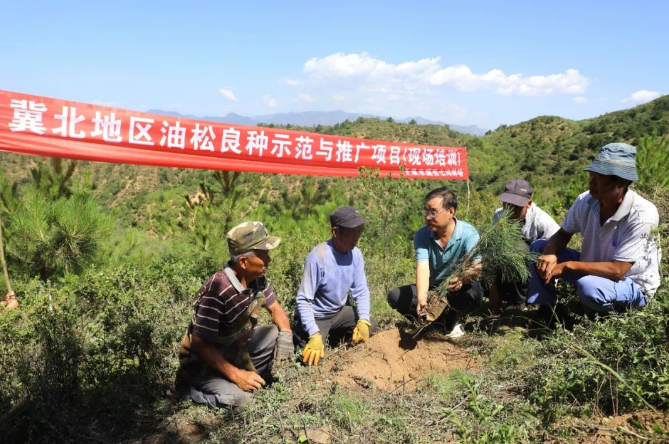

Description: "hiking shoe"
443 323 465 339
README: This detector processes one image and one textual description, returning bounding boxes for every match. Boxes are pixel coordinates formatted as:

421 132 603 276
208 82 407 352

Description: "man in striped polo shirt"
176 221 293 408
528 143 661 321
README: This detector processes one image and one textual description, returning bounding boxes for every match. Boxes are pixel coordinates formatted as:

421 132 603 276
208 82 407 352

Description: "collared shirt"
190 265 277 343
493 203 560 243
562 190 661 296
414 218 480 288
295 239 370 336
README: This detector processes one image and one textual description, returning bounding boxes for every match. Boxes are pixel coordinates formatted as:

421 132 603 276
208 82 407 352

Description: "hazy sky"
1 0 666 129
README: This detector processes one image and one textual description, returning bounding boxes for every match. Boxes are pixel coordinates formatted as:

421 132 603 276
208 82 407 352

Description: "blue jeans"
527 239 646 313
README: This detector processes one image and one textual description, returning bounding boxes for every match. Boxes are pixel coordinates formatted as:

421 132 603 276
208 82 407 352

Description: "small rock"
306 426 331 444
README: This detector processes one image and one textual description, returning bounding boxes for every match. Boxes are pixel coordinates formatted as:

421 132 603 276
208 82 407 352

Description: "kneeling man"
176 222 293 408
293 206 377 366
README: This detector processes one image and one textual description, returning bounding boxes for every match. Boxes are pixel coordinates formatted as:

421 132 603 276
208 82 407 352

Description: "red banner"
0 90 468 179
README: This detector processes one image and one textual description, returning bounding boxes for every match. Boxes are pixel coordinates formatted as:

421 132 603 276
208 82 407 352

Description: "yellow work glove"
352 319 372 344
302 333 325 366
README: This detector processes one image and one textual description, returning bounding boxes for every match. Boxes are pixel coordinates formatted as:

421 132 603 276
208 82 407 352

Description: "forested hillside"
0 96 668 443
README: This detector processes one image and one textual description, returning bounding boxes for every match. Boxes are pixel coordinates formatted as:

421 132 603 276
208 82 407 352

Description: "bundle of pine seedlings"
425 211 538 322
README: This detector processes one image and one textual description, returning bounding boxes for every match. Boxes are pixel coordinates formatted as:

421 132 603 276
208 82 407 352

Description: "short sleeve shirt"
414 218 480 288
190 265 277 343
562 190 661 296
493 203 560 243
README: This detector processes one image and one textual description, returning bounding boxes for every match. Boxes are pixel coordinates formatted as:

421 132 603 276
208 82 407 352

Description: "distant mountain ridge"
146 109 488 136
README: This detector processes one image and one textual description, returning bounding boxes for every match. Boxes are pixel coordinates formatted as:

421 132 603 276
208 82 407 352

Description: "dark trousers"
176 325 278 408
495 241 530 306
293 306 378 348
387 281 484 332
495 274 529 306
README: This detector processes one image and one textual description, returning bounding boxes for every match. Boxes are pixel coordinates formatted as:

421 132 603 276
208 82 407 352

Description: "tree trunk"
0 210 13 295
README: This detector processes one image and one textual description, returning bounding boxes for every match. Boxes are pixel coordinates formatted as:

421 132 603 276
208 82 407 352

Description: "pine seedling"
421 211 537 324
437 210 536 293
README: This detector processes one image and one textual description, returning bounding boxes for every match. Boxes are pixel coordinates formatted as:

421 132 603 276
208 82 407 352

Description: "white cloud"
302 52 589 97
218 88 238 102
573 96 587 103
271 52 594 127
622 90 660 104
263 95 278 108
279 77 299 86
297 93 315 102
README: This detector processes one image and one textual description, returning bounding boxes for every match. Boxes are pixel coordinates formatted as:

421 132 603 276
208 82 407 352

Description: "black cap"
330 206 369 228
499 179 533 207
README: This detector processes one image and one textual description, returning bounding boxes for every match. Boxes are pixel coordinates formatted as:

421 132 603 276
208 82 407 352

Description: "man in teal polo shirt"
387 187 483 338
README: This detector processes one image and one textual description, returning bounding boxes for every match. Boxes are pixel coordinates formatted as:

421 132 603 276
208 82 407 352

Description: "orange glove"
301 333 325 366
352 319 371 344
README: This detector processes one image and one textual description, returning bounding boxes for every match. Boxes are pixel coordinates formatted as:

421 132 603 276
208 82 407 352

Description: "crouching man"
388 187 483 338
293 206 377 366
176 221 293 408
530 143 661 319
489 179 560 311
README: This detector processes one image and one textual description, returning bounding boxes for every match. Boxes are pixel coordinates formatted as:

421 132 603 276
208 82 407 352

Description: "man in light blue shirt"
293 206 377 366
388 187 483 338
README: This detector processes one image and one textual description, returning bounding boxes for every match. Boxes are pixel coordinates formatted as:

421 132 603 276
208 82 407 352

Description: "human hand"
274 331 294 363
536 254 558 282
232 369 266 392
302 333 325 366
447 277 464 293
547 262 567 283
1 292 18 310
351 319 372 344
416 297 428 320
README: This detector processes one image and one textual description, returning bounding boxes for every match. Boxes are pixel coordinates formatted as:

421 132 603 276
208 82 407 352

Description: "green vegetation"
0 96 668 442
435 212 537 297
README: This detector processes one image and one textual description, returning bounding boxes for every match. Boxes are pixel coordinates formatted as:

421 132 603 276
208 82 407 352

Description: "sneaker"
443 323 465 339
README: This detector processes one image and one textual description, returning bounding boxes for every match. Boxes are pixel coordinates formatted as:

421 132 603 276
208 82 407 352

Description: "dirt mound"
324 329 479 391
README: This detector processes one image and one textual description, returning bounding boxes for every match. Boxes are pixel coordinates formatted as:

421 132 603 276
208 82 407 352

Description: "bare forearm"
268 303 292 332
191 336 239 380
543 229 572 255
416 261 430 303
563 261 631 281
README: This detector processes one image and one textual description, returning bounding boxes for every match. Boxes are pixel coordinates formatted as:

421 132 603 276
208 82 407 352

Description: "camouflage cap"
227 221 281 255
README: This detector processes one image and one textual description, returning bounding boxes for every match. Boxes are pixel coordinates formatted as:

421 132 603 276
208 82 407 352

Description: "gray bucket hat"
584 143 638 182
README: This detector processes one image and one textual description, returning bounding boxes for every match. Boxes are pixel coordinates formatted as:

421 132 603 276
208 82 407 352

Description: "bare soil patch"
324 329 479 391
556 410 669 443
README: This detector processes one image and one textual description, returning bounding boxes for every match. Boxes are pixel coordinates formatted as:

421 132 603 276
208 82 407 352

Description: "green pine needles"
9 190 113 280
436 211 538 297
